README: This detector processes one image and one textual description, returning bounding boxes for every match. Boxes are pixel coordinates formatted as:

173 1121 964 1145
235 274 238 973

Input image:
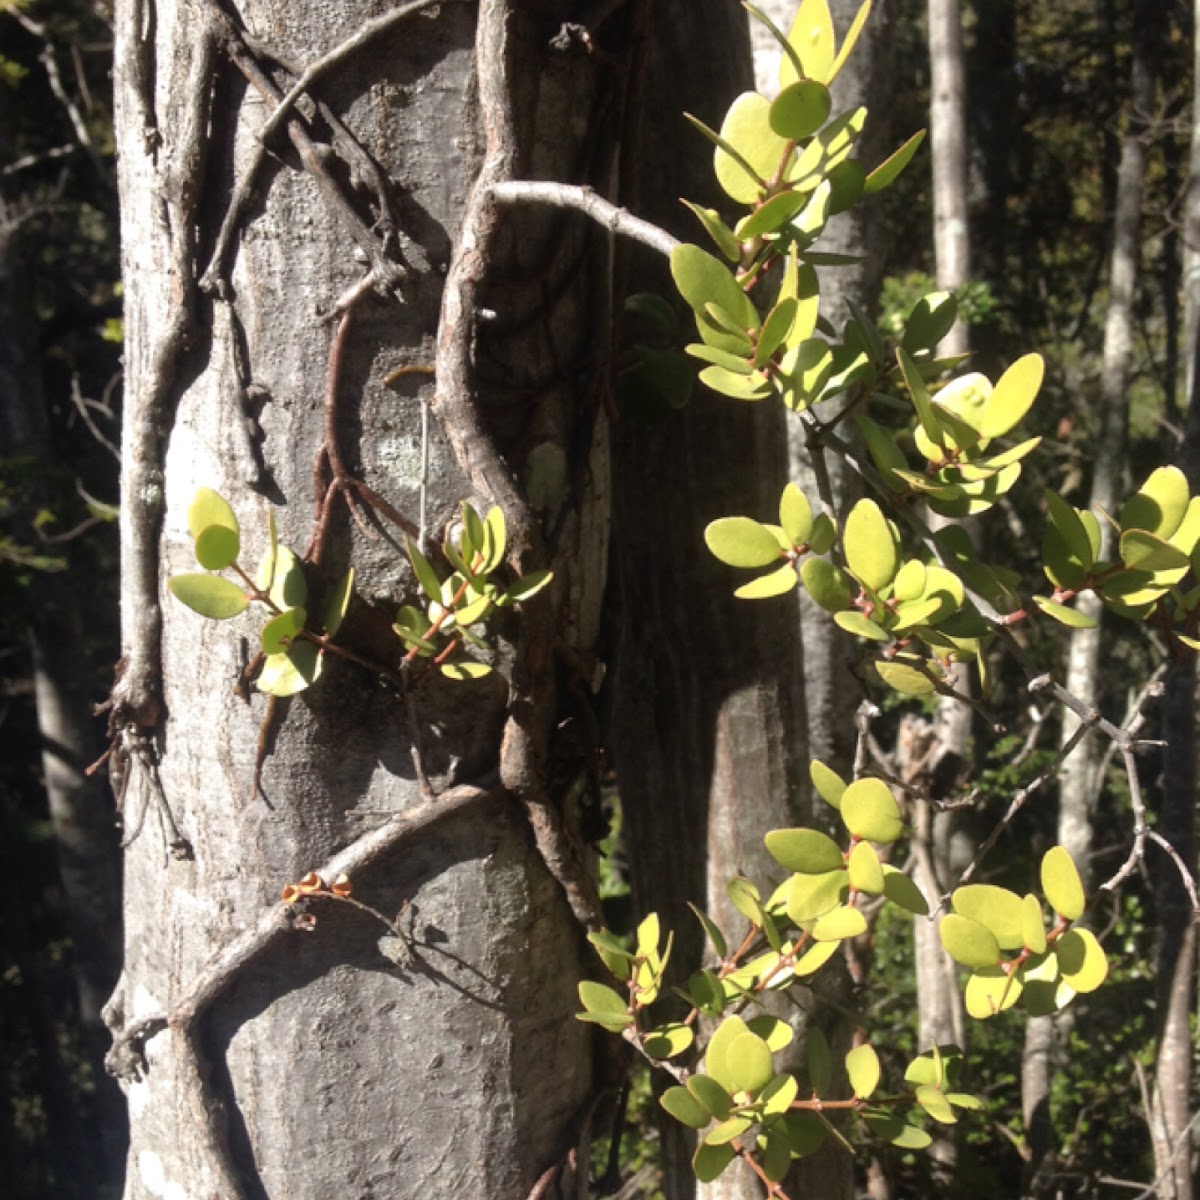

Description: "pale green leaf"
169 574 249 620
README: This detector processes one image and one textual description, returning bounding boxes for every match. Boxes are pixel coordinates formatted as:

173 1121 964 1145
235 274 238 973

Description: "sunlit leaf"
846 1042 880 1099
841 777 904 843
1041 845 1086 921
169 574 249 620
706 517 784 568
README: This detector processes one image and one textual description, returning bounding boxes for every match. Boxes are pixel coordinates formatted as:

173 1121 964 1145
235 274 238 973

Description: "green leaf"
939 913 1001 969
256 543 307 609
480 507 507 574
1119 529 1190 574
915 1084 957 1125
187 487 239 541
688 1073 734 1120
578 980 628 1016
787 869 848 923
644 1023 695 1060
902 291 957 355
846 1043 881 1099
826 0 872 84
735 190 809 241
261 606 306 655
661 1086 710 1129
800 556 852 612
882 865 929 915
807 1025 833 1094
755 298 799 368
711 91 788 203
503 569 553 605
588 930 634 980
728 876 765 928
735 562 798 599
706 1016 751 1092
406 539 441 602
844 498 898 591
783 1111 829 1156
964 966 1023 1019
840 777 904 843
863 128 926 194
726 1031 774 1093
769 79 832 138
952 885 1026 950
834 610 890 642
875 657 938 695
855 413 909 489
693 1142 735 1182
864 1115 932 1149
1041 845 1086 921
673 243 759 329
758 1122 794 1182
705 517 784 568
1119 465 1190 537
688 902 728 959
793 939 840 976
1055 928 1108 993
193 525 240 571
256 640 323 697
699 364 773 401
782 0 836 85
1032 595 1097 629
847 840 885 894
765 827 845 874
897 348 945 449
812 903 867 941
746 1016 795 1053
810 759 847 809
1022 894 1047 955
779 483 814 547
440 661 493 681
169 574 250 620
323 568 354 636
977 353 1044 438
682 201 741 261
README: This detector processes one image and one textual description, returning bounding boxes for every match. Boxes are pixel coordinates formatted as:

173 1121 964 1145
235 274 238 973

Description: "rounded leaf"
726 1031 774 1094
812 903 867 941
261 606 306 655
847 839 885 894
1055 928 1108 993
882 866 929 915
787 869 847 923
187 487 238 541
705 517 784 569
977 353 1044 438
1119 465 1190 537
800 556 852 611
693 1142 735 1182
661 1086 709 1129
1021 893 1047 955
765 827 844 874
779 483 814 547
256 641 323 697
706 1016 751 1091
834 610 890 642
844 498 898 592
688 1073 734 1120
735 562 798 599
441 661 493 681
846 1043 880 1099
323 567 355 636
875 659 938 696
939 913 1001 969
169 574 249 620
864 1115 932 1149
713 92 788 204
644 1022 695 1061
810 759 847 809
193 524 240 571
769 79 832 138
1032 595 1097 629
840 777 904 844
578 980 628 1016
964 965 1023 1019
671 242 760 330
915 1084 957 1125
1041 845 1086 921
746 1016 795 1053
952 884 1025 950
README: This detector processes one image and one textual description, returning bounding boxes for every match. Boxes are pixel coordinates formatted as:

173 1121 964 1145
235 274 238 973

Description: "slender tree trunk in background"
0 199 127 1194
1039 4 1154 1191
922 0 972 1187
103 1 715 1195
1147 7 1200 1194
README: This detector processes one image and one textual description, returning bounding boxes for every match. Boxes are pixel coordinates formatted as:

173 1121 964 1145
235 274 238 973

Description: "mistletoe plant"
169 487 550 693
577 0 1173 1193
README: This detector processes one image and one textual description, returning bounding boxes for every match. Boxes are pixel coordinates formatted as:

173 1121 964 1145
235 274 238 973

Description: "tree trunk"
105 2 673 1196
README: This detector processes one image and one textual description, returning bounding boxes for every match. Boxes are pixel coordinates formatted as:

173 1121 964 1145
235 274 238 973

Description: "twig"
488 181 678 257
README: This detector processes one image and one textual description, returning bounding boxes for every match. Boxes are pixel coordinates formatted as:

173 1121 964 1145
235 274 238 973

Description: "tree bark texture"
108 1 661 1196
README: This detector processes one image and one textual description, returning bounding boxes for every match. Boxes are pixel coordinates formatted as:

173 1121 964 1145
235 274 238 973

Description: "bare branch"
488 181 679 257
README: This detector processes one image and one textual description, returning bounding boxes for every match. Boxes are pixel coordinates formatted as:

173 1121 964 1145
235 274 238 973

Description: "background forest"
1 0 1198 1197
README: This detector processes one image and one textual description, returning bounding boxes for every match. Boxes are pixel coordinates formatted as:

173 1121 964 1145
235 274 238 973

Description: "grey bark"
108 1 656 1196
